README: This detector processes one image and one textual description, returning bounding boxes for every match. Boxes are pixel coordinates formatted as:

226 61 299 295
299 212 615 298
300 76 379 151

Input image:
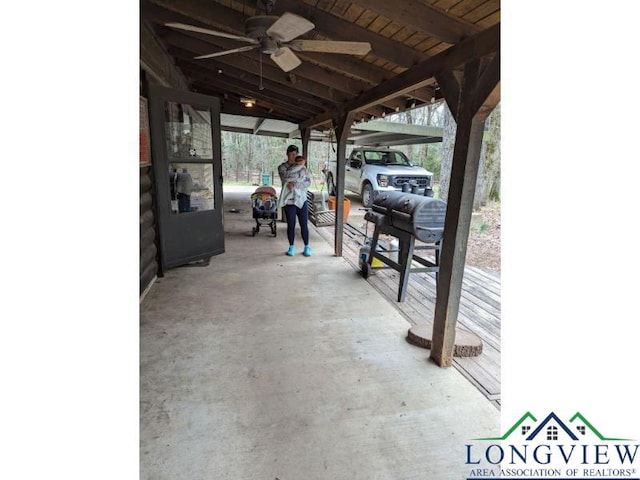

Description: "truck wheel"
361 183 374 208
326 173 336 196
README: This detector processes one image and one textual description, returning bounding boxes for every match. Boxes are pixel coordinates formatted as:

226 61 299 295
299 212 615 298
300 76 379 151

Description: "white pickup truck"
324 147 434 207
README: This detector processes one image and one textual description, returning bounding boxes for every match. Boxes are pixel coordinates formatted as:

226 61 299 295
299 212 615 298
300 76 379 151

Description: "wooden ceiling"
141 0 500 131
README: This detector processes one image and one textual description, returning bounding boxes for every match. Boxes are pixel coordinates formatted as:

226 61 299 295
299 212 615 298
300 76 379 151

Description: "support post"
430 60 490 367
332 112 354 256
300 127 311 160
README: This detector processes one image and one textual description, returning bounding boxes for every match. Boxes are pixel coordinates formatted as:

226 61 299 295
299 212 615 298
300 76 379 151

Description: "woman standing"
279 155 312 257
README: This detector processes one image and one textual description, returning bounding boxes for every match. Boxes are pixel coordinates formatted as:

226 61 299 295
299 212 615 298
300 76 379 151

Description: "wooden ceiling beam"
171 52 332 111
471 52 500 116
349 0 480 44
301 23 500 130
190 80 309 121
164 32 387 119
252 117 266 134
145 0 246 34
435 70 462 120
181 67 324 119
477 83 501 121
161 31 349 103
291 50 388 86
195 85 298 122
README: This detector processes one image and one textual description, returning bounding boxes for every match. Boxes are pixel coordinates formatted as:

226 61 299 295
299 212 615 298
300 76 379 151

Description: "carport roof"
220 113 443 146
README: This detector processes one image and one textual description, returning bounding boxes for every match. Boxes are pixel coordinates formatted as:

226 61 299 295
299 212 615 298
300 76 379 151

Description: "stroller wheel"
252 227 257 236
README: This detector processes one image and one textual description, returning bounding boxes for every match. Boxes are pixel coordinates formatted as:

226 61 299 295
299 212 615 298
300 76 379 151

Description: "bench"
307 190 336 227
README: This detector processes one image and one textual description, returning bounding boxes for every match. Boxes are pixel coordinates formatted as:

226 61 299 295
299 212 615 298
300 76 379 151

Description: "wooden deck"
315 222 501 409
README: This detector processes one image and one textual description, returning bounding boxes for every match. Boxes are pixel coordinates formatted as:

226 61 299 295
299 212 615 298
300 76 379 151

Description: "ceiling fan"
165 11 371 72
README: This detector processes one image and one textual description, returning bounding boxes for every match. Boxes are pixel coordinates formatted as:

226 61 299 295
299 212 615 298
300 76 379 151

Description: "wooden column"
300 127 311 159
332 112 354 256
430 57 499 367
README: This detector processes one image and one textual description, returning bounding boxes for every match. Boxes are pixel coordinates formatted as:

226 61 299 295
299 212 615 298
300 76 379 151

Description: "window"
547 426 558 441
521 426 531 435
168 163 215 214
363 151 383 164
164 101 213 161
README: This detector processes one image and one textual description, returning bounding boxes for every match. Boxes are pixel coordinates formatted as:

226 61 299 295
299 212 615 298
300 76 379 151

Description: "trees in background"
477 103 501 206
430 102 501 208
221 132 289 181
221 100 501 208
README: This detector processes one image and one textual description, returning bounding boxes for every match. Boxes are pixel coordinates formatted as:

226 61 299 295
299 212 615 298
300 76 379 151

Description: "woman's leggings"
283 202 309 246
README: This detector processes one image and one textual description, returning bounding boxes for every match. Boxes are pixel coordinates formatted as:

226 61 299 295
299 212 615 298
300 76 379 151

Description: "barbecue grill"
362 191 447 302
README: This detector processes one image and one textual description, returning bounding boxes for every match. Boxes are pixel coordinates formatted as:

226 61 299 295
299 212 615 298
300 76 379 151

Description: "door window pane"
169 163 215 214
164 101 213 160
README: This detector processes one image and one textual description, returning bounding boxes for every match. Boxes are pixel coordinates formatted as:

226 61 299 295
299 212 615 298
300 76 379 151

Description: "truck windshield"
363 150 411 166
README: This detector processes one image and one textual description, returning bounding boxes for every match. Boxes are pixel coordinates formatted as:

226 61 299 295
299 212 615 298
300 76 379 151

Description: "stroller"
251 186 278 237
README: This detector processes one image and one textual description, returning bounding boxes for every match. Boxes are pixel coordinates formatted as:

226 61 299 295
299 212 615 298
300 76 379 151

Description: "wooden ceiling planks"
379 21 405 39
315 0 337 11
449 0 490 18
366 15 393 34
350 0 480 43
432 0 463 12
475 10 500 28
141 0 500 127
329 0 352 17
467 0 500 21
354 9 378 28
341 3 365 22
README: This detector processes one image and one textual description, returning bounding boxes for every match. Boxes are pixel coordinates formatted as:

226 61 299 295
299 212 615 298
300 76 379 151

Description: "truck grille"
392 176 431 188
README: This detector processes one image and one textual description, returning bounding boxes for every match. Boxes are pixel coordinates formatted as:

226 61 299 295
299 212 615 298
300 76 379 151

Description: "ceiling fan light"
241 97 256 108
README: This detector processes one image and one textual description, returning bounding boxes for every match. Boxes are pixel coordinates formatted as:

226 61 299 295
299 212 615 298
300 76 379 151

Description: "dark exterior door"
148 85 224 270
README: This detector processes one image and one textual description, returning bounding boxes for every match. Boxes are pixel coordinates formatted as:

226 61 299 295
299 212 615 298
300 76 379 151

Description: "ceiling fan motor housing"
245 16 278 38
246 16 281 53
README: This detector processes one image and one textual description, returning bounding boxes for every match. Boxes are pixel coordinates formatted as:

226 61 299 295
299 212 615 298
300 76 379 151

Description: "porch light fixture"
241 97 256 108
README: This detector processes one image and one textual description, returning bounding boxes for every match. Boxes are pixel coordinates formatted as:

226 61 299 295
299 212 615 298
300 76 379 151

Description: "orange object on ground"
328 196 351 222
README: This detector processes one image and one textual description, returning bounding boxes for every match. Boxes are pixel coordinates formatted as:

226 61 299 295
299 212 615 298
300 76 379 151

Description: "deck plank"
315 223 501 404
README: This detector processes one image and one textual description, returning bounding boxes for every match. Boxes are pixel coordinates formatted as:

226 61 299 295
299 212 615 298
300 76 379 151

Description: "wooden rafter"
300 23 500 129
349 0 480 44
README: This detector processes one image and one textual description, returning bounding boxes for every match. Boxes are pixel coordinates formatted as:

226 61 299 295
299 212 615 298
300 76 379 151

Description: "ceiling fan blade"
266 12 314 42
270 47 302 72
194 45 259 60
165 23 259 44
288 40 372 55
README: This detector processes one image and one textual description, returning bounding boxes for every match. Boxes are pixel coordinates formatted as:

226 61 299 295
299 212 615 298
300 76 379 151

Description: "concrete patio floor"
140 186 500 480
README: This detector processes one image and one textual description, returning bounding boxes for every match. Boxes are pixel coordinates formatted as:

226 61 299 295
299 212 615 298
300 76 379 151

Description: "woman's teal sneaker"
303 246 312 257
286 245 296 256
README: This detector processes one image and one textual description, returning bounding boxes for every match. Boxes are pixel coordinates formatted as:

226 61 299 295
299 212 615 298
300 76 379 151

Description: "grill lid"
372 191 446 243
